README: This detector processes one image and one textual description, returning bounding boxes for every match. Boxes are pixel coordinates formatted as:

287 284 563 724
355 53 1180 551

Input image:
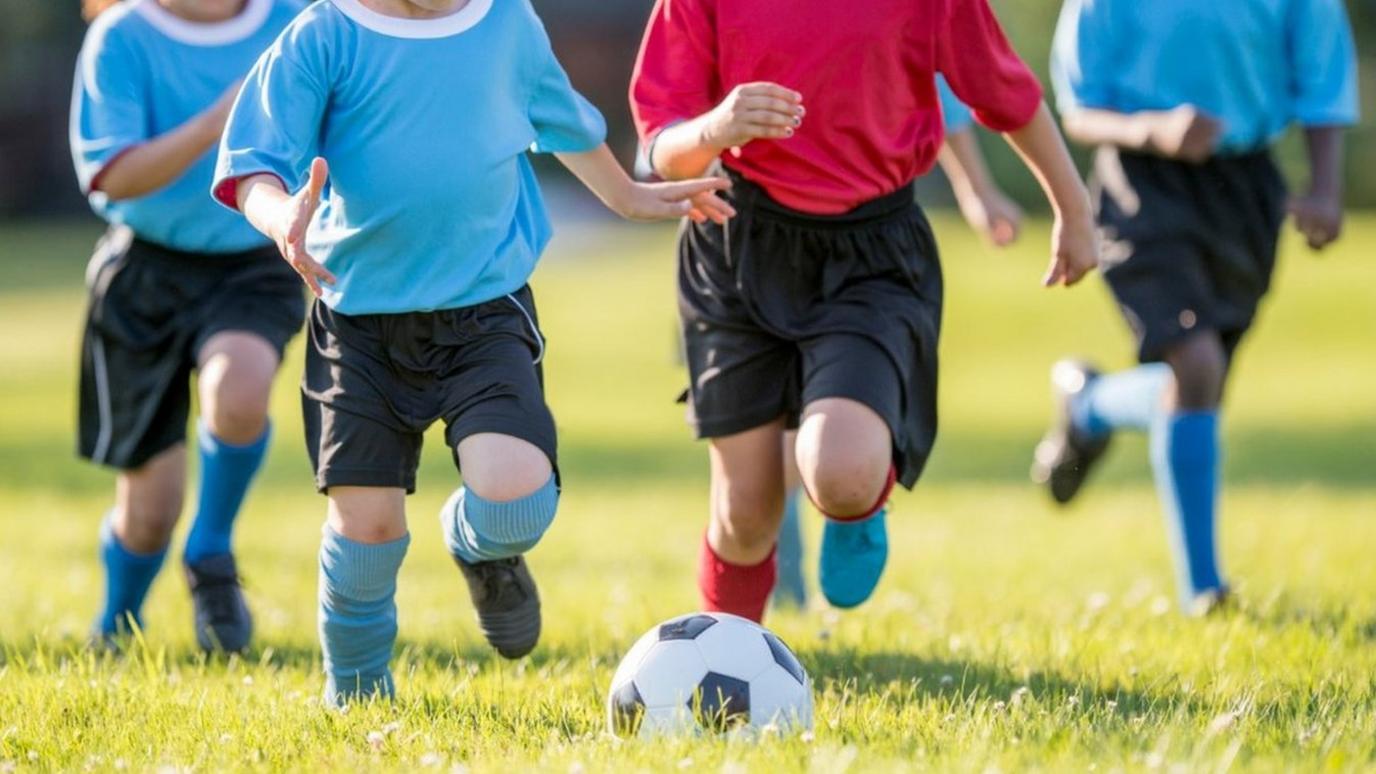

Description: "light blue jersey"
936 75 974 134
71 0 302 253
1051 0 1359 154
213 0 607 315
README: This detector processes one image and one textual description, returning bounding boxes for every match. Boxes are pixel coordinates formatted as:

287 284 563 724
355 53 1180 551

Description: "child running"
1034 0 1359 613
631 0 1099 621
213 0 729 705
71 0 307 652
771 75 1024 611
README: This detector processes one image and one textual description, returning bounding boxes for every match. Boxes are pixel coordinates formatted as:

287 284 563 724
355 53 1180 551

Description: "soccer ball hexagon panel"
606 612 813 738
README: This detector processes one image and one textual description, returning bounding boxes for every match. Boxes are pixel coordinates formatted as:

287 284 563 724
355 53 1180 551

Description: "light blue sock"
1072 364 1172 437
441 475 559 563
97 513 167 636
318 526 409 707
184 419 269 564
1150 411 1224 605
772 488 807 608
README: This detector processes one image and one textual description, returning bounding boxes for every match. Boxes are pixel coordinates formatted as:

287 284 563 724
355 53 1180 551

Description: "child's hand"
271 157 337 296
616 177 735 223
955 187 1023 247
1288 192 1343 250
702 83 805 157
1044 208 1099 287
1147 105 1222 163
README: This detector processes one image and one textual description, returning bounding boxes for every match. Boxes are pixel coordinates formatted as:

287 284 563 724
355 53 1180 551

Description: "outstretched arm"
237 157 336 296
556 144 734 224
938 127 1022 246
1001 103 1098 287
1061 105 1221 163
95 83 241 201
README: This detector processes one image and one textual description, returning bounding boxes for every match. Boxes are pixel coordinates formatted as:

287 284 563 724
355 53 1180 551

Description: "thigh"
79 235 193 469
1101 238 1219 363
441 291 558 475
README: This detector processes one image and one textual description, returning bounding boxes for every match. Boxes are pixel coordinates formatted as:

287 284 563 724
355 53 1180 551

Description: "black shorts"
1092 146 1287 362
678 173 943 489
301 286 556 494
78 228 306 470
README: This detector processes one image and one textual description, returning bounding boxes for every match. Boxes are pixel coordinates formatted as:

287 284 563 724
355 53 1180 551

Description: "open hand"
271 157 336 296
1148 105 1222 164
1288 192 1343 251
702 82 805 157
956 188 1023 247
617 176 735 223
1044 208 1099 287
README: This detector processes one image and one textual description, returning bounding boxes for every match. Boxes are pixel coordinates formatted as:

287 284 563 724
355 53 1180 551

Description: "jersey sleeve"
69 22 149 194
526 16 607 154
1287 0 1360 127
1049 0 1120 115
211 25 329 210
629 0 720 145
936 75 974 133
935 0 1043 132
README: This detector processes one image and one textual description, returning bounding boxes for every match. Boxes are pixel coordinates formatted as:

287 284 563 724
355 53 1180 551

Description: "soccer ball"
606 612 813 738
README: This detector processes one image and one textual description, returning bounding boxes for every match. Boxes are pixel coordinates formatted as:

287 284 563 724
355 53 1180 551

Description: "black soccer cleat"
184 554 253 654
454 554 541 659
1031 359 1112 505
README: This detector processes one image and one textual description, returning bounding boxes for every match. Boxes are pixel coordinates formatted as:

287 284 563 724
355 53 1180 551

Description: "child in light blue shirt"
214 0 729 706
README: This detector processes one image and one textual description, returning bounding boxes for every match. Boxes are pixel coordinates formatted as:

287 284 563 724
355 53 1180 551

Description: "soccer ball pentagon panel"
606 612 813 738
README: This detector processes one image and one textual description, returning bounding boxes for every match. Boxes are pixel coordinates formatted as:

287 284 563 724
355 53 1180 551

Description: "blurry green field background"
0 213 1374 770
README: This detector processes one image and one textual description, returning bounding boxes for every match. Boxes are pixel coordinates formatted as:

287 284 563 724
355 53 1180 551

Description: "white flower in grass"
419 752 443 767
1149 596 1172 617
242 675 254 686
366 731 386 751
800 731 816 744
1086 592 1111 613
26 753 37 762
676 758 694 769
382 721 402 735
939 674 955 689
1010 686 1031 707
1207 710 1241 736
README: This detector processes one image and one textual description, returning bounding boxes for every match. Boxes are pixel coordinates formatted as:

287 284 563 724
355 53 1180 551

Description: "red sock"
697 534 776 623
816 465 898 523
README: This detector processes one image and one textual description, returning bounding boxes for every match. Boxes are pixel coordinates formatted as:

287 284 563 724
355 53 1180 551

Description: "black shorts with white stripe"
78 228 306 470
301 285 556 494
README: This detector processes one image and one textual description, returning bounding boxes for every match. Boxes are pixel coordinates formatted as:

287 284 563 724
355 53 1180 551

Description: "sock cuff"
698 534 777 622
702 533 777 570
197 417 271 455
319 525 410 601
458 474 559 547
100 512 168 565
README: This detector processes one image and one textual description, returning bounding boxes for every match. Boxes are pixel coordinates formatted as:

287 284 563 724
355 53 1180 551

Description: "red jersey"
630 0 1043 214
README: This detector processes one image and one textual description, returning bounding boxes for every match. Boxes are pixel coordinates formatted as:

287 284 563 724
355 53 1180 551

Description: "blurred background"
2 0 1374 219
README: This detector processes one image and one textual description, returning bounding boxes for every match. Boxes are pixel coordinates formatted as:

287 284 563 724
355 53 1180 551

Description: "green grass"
1 212 1374 771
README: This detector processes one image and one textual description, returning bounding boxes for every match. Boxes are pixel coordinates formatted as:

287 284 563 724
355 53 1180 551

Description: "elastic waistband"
1114 146 1275 168
129 233 276 264
726 171 918 228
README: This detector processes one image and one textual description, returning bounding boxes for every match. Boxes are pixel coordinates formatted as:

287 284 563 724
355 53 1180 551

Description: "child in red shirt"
632 0 1099 620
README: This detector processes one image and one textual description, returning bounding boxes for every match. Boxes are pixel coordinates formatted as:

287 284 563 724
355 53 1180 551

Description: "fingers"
737 82 803 104
691 191 736 224
989 217 1018 247
285 241 336 297
657 176 732 200
306 157 329 204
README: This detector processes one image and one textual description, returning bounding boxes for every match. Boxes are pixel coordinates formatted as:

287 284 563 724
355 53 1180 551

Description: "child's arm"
1001 104 1098 287
938 127 1022 246
649 83 804 181
1061 105 1222 163
236 157 336 297
1289 126 1345 250
556 144 735 223
94 83 241 201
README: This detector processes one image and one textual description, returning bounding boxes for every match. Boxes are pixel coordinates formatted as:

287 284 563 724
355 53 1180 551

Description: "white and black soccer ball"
606 612 813 738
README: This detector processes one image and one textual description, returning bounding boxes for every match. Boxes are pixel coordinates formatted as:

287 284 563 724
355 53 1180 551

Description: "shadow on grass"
4 422 1372 498
803 648 1200 721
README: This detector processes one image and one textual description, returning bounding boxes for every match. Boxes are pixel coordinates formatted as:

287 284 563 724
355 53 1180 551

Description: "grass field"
1 212 1374 771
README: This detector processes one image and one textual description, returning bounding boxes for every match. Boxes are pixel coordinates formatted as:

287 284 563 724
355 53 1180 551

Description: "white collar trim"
133 0 273 46
330 0 492 39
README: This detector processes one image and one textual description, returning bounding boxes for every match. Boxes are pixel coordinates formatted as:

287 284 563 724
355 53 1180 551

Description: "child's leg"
319 486 409 707
795 398 895 609
1153 331 1229 611
97 446 185 638
699 419 787 623
439 431 556 659
1073 363 1173 437
772 429 808 610
181 332 280 652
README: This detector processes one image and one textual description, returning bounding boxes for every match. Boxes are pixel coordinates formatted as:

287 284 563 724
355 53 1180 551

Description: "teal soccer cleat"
819 508 888 609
